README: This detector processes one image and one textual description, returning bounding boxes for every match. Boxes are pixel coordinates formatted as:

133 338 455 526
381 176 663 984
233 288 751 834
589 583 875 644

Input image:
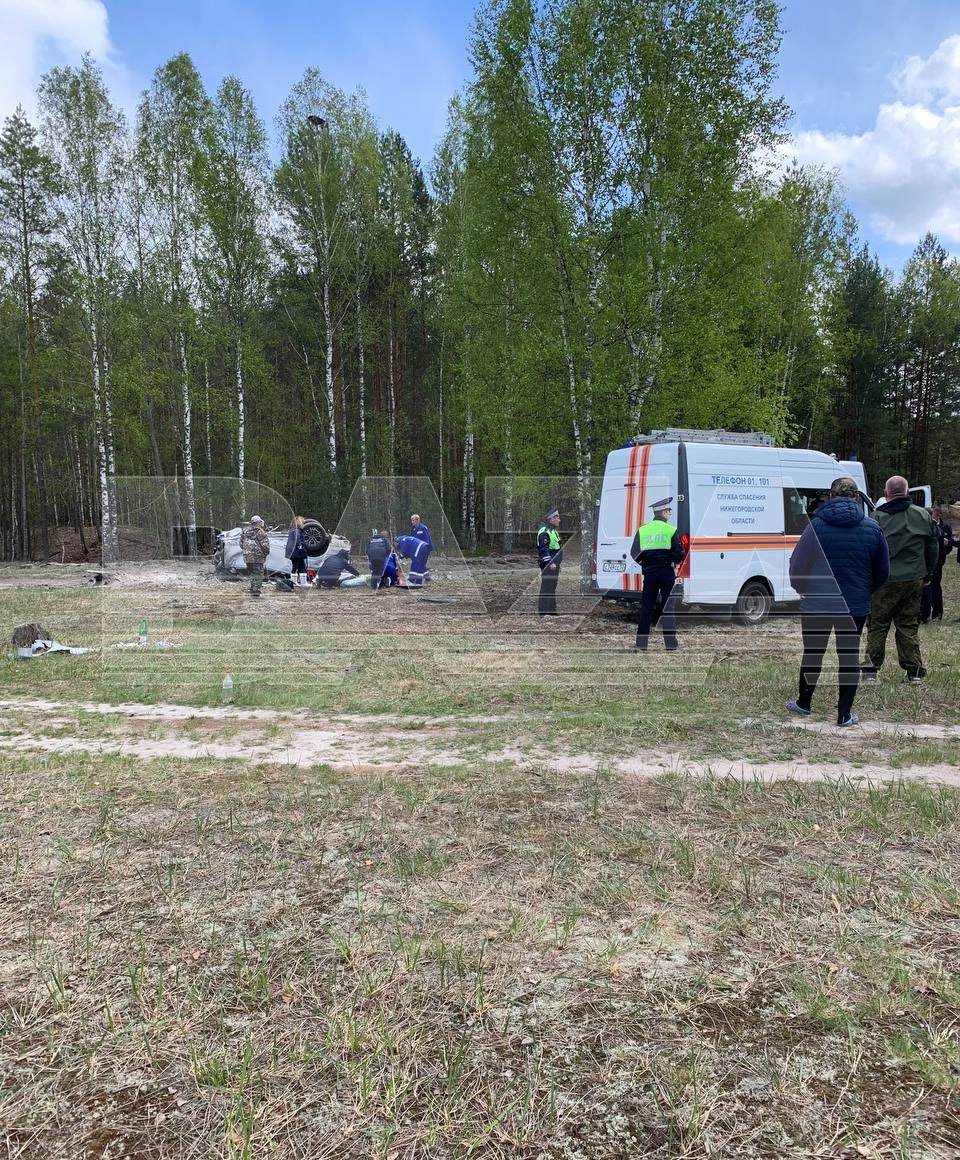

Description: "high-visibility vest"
634 519 677 553
538 525 561 551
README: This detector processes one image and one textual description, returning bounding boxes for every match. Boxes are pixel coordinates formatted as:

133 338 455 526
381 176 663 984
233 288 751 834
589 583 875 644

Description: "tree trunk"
20 186 50 561
91 318 116 563
178 330 197 554
18 353 29 559
102 344 119 561
462 408 476 550
235 331 246 518
387 310 397 476
322 270 337 478
356 281 367 476
438 331 445 517
203 358 215 529
502 424 514 553
557 286 593 584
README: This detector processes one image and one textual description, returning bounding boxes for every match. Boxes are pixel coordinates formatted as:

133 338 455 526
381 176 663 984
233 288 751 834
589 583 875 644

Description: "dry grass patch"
1 751 958 1158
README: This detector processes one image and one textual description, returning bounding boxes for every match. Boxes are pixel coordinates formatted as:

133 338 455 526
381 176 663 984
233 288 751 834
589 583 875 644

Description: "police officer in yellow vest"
631 496 684 651
538 507 562 616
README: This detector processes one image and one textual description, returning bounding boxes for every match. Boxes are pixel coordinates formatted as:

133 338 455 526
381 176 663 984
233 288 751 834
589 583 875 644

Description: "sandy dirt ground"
3 695 959 788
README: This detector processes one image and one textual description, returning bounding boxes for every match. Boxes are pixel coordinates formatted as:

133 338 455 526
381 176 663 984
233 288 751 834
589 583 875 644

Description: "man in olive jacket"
864 476 940 683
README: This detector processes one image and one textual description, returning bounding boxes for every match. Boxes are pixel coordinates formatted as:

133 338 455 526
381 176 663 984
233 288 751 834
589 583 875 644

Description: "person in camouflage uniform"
240 515 271 597
864 477 939 684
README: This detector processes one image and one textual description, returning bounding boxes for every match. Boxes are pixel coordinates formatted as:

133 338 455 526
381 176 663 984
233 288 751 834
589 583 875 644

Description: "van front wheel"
734 580 771 627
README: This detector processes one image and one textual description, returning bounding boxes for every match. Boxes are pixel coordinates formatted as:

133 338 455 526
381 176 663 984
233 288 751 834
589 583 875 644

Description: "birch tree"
276 72 360 487
344 117 380 476
196 76 269 487
38 55 127 561
138 53 210 552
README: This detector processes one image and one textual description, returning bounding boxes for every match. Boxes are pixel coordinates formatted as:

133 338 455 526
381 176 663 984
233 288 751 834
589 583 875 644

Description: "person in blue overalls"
409 513 433 583
631 496 685 651
380 549 400 587
396 534 431 586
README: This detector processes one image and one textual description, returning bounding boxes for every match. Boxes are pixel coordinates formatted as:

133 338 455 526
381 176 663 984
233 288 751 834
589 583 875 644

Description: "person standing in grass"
863 476 939 684
921 506 956 622
631 497 684 651
405 517 433 584
787 477 889 726
537 508 563 616
285 515 307 584
240 515 271 598
409 513 433 582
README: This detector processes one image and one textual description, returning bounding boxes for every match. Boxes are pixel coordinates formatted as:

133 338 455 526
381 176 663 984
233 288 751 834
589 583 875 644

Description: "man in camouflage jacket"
240 516 271 597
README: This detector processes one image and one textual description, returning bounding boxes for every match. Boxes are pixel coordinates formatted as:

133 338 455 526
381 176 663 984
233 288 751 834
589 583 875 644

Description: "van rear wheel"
734 580 771 626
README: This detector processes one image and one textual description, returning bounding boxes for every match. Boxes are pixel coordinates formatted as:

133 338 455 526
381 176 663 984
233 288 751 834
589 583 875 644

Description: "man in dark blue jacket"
787 476 889 726
314 547 361 588
367 528 392 589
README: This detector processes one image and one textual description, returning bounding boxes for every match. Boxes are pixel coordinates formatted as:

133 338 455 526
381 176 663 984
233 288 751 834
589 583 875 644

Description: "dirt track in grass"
3 696 960 788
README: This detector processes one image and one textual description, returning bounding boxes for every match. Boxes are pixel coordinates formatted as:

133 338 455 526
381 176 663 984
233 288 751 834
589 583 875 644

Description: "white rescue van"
593 429 875 624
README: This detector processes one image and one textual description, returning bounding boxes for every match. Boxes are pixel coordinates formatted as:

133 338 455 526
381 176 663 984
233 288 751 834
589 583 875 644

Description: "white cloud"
893 34 960 105
0 0 114 121
782 34 960 246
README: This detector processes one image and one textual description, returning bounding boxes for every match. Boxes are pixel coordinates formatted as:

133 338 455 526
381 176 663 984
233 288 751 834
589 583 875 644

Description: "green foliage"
1 9 959 560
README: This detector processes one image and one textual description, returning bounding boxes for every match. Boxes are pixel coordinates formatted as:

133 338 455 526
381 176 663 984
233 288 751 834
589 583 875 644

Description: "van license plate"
603 560 626 573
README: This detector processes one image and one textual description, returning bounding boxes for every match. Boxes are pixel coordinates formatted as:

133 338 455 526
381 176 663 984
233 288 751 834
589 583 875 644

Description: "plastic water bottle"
222 672 234 704
138 619 148 646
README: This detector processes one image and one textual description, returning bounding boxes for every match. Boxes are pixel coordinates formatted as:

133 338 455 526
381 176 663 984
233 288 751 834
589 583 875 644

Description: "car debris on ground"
12 624 91 658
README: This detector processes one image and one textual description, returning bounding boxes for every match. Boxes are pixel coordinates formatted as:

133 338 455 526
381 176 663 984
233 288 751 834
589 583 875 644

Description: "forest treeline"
1 0 959 560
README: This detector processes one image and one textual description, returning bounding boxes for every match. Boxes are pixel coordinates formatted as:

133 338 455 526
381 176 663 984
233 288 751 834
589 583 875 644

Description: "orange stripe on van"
690 536 801 550
633 446 652 593
622 445 639 538
619 444 658 593
621 444 639 591
639 445 651 522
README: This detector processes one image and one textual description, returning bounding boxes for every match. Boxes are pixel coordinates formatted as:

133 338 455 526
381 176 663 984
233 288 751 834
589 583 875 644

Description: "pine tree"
0 107 60 558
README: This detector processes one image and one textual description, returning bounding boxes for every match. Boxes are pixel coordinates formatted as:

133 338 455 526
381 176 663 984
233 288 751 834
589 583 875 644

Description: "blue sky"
4 0 960 272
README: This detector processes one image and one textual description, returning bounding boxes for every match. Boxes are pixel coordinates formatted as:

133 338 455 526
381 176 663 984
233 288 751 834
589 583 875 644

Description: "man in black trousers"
787 476 889 726
537 508 562 616
631 497 684 651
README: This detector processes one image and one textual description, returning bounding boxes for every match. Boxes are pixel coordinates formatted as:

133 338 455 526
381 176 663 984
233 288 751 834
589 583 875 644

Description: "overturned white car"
214 520 350 577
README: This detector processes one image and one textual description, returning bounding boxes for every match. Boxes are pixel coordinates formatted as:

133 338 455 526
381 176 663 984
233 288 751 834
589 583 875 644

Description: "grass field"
1 562 959 1158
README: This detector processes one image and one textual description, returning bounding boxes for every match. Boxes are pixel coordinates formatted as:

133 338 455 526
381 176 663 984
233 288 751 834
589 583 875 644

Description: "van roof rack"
632 428 776 447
